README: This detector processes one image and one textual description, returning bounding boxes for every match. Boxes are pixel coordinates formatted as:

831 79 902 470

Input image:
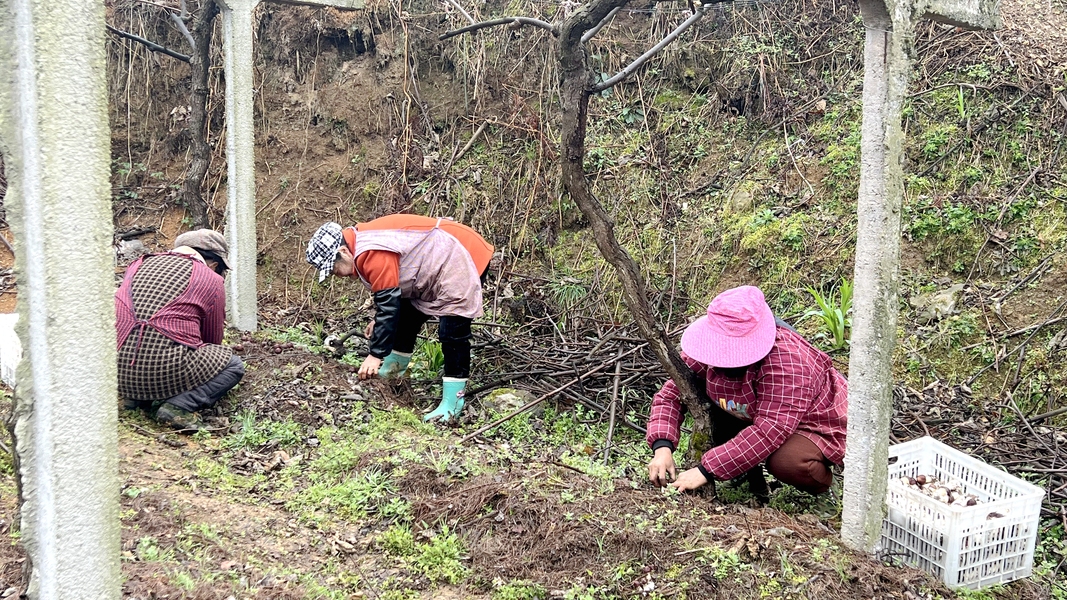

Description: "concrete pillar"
841 0 910 551
214 0 362 331
218 0 260 331
0 0 120 597
841 0 999 552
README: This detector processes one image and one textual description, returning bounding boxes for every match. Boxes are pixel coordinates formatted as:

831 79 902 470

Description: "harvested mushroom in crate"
896 475 980 507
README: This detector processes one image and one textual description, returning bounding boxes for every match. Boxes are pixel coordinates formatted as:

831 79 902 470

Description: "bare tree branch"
444 0 476 25
556 0 718 463
592 2 713 92
581 6 620 43
105 24 191 62
170 12 197 50
439 16 557 41
444 0 723 463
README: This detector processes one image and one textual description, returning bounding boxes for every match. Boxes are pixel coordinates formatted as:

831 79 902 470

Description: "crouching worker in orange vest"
306 214 494 422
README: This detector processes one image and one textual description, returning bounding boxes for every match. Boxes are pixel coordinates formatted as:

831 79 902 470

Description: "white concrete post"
218 0 261 331
215 0 362 331
841 0 999 551
0 0 120 597
841 0 910 551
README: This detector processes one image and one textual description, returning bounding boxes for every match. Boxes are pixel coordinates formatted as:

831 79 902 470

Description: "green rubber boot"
154 403 204 432
378 350 412 379
424 377 467 422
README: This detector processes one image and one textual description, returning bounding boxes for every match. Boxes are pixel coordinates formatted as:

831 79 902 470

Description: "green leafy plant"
412 528 468 584
223 410 303 450
549 277 589 310
411 339 445 378
135 536 174 562
804 279 853 351
379 524 417 557
493 580 547 600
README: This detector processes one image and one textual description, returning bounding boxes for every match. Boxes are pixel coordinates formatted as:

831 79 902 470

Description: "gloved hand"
378 350 412 379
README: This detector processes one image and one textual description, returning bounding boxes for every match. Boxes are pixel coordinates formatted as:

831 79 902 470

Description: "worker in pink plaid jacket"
646 286 848 495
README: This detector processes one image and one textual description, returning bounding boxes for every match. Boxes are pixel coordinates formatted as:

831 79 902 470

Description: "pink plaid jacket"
646 327 848 481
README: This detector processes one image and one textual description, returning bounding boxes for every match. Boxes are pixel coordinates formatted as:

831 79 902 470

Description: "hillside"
2 0 1067 597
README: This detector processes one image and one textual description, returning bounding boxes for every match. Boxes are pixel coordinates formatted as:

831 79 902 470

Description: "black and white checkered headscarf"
306 221 344 283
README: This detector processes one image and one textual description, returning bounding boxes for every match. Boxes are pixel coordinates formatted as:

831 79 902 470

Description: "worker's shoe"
424 377 467 422
123 398 155 412
378 351 412 379
154 403 204 432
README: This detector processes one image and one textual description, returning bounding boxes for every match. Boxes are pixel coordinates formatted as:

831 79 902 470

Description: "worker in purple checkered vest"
646 286 848 499
115 230 245 431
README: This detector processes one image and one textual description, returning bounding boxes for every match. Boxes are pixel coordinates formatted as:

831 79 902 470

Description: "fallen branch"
457 341 648 444
451 120 489 166
602 348 624 465
1029 406 1067 424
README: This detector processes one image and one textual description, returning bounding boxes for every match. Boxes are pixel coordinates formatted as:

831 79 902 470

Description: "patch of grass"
410 338 445 379
1034 524 1067 599
811 538 852 583
497 409 536 440
412 528 468 584
562 584 611 600
191 458 262 493
135 536 175 562
224 410 303 450
290 468 398 522
175 522 221 563
301 569 364 600
378 590 419 600
693 546 749 581
493 579 547 600
172 570 197 591
379 524 417 557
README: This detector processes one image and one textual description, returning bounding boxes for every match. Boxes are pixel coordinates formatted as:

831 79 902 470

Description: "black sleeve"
651 439 675 453
368 287 402 358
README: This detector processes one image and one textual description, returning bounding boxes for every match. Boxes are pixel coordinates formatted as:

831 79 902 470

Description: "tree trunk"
557 0 714 461
181 0 219 229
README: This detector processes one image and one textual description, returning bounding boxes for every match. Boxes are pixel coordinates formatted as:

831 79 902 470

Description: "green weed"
290 468 397 521
549 277 589 311
804 279 853 352
172 570 197 591
412 528 468 584
135 536 174 562
411 339 445 379
380 524 417 557
224 410 303 450
493 579 547 600
191 458 262 493
694 546 748 580
563 585 611 600
378 591 419 600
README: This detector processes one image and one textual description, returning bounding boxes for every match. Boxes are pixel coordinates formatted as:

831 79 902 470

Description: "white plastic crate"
879 436 1044 589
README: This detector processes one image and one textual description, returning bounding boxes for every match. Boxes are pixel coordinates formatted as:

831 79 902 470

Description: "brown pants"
712 403 834 495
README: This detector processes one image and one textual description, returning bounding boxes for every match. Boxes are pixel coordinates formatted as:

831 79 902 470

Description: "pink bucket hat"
680 286 777 368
